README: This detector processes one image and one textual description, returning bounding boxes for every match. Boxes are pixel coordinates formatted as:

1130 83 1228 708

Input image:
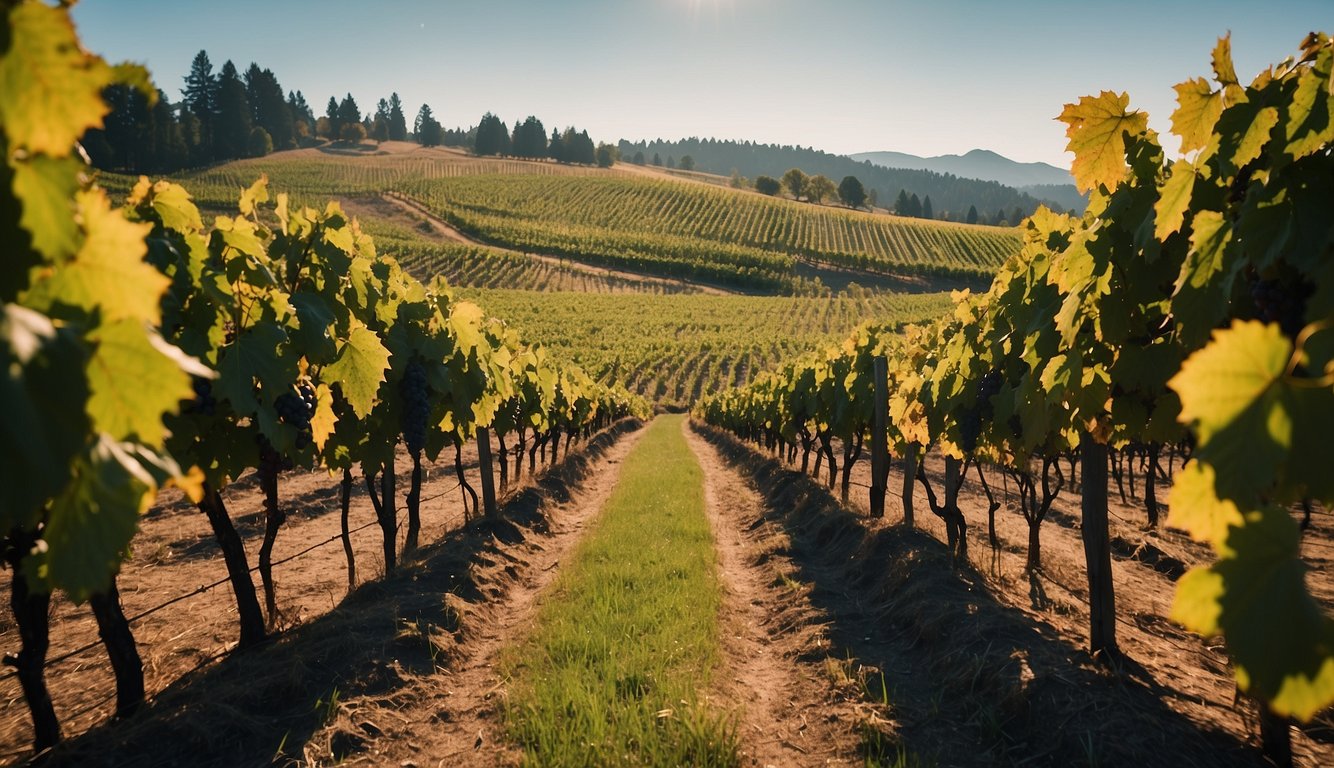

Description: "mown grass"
501 415 736 767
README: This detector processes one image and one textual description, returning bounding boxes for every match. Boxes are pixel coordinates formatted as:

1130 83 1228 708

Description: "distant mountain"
617 138 1071 221
851 149 1075 189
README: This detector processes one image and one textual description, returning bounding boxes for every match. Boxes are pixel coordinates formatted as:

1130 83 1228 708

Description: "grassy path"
500 414 736 766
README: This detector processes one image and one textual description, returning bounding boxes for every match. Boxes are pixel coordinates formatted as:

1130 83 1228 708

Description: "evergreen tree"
894 189 911 215
908 193 923 218
666 155 675 169
181 50 217 161
652 152 662 166
564 129 595 164
679 155 695 171
388 92 408 141
244 65 295 150
548 128 565 162
414 104 443 146
837 175 867 209
475 113 510 156
214 61 252 160
511 116 547 159
995 209 1007 226
632 151 645 165
922 195 934 219
337 94 361 139
966 205 979 224
324 96 340 139
1011 206 1025 225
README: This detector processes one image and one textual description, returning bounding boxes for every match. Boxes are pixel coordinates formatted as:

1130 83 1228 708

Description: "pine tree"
922 195 934 220
894 189 911 215
388 93 408 141
337 94 361 139
324 96 340 139
245 65 295 150
908 193 923 218
214 61 252 160
181 50 217 162
475 113 510 156
548 128 565 162
966 205 979 224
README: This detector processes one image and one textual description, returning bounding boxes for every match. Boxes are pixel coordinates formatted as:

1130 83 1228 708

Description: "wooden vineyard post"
1080 431 1117 661
478 426 499 518
869 356 889 518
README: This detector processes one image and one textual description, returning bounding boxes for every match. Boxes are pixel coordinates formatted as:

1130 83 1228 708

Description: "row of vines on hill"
395 175 1018 293
0 1 648 754
696 34 1334 765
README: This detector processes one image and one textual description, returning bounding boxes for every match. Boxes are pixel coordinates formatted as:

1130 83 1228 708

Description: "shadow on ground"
39 420 641 768
695 423 1262 768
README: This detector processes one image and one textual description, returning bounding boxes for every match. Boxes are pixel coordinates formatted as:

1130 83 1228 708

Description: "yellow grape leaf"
1057 91 1149 193
1233 106 1279 170
1165 461 1243 550
311 382 338 450
0 2 114 156
167 465 208 505
323 322 390 419
449 300 486 354
128 178 203 233
1170 77 1224 153
1169 319 1290 443
26 190 165 323
1154 159 1197 241
85 322 195 447
11 154 82 260
1171 565 1224 636
238 175 269 217
1211 35 1243 97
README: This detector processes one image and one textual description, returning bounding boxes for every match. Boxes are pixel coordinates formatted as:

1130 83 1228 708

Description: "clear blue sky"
73 1 1330 168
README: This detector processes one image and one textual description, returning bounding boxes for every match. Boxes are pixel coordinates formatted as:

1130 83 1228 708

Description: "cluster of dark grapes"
1249 276 1310 341
275 382 317 450
400 360 430 455
186 376 216 416
957 370 1003 453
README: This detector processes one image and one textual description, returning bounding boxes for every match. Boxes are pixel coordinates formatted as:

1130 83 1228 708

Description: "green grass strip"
501 414 736 767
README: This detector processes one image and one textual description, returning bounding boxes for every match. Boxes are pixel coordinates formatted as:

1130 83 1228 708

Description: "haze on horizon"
74 0 1328 170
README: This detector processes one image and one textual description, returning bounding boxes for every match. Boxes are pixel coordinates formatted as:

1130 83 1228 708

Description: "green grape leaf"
1231 106 1279 171
1154 160 1196 241
1170 77 1225 153
1165 461 1243 550
86 321 197 448
1170 210 1235 346
27 437 156 602
1057 91 1149 193
0 2 114 156
1283 384 1334 506
26 190 165 323
323 321 389 419
0 304 91 529
289 291 339 364
11 154 82 261
216 322 291 415
1169 320 1291 501
1177 507 1334 722
129 178 204 233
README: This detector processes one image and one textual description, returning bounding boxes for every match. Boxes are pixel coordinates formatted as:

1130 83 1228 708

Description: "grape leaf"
0 304 91 528
1186 507 1334 722
323 321 390 419
311 382 337 450
1170 320 1289 442
1154 160 1196 241
25 189 164 323
28 437 155 602
0 2 114 156
1282 45 1334 161
1211 35 1243 97
1170 210 1234 346
215 322 291 415
1057 91 1149 193
85 321 195 448
128 178 203 233
1165 461 1243 551
238 175 269 218
11 154 81 260
1170 77 1225 154
1231 106 1279 171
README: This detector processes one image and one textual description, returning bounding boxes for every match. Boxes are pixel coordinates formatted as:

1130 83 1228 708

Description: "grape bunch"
958 369 1003 453
1249 276 1310 341
186 376 216 416
275 382 317 450
400 359 430 456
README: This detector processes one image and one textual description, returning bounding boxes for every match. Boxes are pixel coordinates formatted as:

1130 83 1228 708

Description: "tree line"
471 113 615 167
85 49 459 174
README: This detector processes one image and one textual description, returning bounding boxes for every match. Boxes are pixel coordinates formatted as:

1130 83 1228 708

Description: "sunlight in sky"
71 0 1329 169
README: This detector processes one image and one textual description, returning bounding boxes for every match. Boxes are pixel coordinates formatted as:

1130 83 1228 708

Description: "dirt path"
342 421 651 767
377 193 735 296
683 421 868 766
